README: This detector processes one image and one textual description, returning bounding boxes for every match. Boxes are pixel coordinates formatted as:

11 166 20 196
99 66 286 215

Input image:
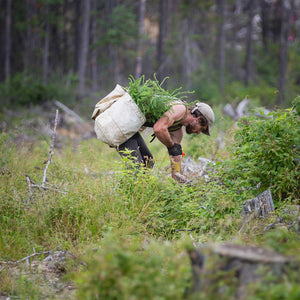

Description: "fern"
126 75 192 124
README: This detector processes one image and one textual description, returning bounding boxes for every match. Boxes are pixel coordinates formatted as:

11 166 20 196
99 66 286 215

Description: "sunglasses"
198 113 208 127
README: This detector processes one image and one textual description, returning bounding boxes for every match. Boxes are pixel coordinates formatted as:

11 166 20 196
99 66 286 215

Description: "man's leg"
117 132 154 168
134 132 155 168
118 132 144 164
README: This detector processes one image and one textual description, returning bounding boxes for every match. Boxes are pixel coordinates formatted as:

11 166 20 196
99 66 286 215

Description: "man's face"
186 117 208 135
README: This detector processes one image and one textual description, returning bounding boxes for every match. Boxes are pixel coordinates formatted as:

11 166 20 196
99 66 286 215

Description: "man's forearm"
154 129 175 148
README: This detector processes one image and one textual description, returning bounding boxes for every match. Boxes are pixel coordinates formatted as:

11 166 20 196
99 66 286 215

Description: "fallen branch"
54 100 84 123
0 248 56 272
25 175 67 196
42 109 59 188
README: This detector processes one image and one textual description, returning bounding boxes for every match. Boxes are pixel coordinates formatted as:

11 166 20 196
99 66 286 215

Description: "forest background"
1 0 299 108
0 0 300 299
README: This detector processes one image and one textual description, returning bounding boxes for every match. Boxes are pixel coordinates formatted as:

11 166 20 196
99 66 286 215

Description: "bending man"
118 102 215 181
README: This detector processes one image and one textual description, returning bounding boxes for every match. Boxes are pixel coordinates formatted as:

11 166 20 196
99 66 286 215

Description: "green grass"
0 101 299 299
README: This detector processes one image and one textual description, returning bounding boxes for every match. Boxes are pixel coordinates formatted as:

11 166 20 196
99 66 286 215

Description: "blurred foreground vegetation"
0 93 299 299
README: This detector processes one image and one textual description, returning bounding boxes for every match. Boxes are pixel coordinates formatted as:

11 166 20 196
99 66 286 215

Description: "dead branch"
54 100 84 123
0 249 53 272
26 175 34 200
42 109 59 188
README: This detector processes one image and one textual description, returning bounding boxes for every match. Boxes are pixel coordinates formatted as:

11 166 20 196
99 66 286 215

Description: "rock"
181 156 215 181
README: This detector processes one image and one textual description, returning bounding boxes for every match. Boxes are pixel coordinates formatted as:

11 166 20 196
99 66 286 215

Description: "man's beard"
186 125 192 134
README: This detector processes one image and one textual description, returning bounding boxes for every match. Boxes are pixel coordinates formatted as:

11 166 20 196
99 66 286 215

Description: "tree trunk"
157 0 167 83
261 0 271 52
135 0 146 79
216 0 226 96
90 0 98 90
74 0 81 73
245 0 254 86
24 0 32 71
61 0 67 75
277 0 293 105
104 0 120 84
5 0 12 81
78 0 91 95
42 3 50 85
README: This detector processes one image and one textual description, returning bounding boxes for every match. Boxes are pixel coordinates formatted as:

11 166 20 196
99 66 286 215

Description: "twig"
42 110 59 188
26 175 34 200
25 175 67 195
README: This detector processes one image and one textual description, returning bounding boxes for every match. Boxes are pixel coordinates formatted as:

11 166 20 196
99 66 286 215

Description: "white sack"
93 85 146 146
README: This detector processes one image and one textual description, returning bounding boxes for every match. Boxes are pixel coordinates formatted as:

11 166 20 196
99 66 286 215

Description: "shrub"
73 232 191 300
0 72 74 108
221 98 300 203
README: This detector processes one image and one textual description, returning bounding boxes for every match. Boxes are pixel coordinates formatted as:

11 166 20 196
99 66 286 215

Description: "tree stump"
242 189 274 219
188 243 297 299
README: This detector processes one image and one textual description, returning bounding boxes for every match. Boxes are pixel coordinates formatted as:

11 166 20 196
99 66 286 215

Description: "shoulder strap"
168 106 188 132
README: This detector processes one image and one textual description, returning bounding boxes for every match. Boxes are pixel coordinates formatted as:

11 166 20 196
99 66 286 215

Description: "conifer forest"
0 1 300 299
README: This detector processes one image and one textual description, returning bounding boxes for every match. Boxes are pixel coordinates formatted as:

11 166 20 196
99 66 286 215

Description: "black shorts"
117 132 154 168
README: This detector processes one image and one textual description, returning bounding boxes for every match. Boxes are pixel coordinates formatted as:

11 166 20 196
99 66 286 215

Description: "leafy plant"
73 232 191 300
221 100 300 203
126 75 191 124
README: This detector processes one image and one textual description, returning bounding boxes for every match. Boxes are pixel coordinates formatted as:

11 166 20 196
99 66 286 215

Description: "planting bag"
92 84 146 147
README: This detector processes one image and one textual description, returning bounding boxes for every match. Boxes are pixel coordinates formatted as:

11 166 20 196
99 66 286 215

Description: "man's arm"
152 104 186 148
153 104 187 181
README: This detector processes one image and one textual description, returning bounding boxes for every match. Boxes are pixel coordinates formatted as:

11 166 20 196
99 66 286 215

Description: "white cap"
191 102 215 136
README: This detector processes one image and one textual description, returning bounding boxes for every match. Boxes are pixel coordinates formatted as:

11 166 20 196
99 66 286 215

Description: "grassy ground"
0 103 299 299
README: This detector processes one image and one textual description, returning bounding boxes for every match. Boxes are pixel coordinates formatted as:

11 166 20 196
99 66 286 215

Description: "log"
54 100 84 123
188 243 298 299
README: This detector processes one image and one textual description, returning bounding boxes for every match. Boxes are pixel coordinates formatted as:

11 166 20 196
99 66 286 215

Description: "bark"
42 3 50 85
245 0 254 86
78 0 91 95
242 189 274 220
5 0 12 81
135 0 146 79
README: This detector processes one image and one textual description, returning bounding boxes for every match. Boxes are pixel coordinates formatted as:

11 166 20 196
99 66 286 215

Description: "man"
118 101 215 182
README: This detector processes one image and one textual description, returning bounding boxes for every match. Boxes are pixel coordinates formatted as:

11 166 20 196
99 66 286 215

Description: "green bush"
222 98 300 203
0 72 74 108
223 80 277 108
73 232 191 300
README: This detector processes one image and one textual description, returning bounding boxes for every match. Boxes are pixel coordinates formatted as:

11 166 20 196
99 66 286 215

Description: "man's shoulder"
169 102 188 115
